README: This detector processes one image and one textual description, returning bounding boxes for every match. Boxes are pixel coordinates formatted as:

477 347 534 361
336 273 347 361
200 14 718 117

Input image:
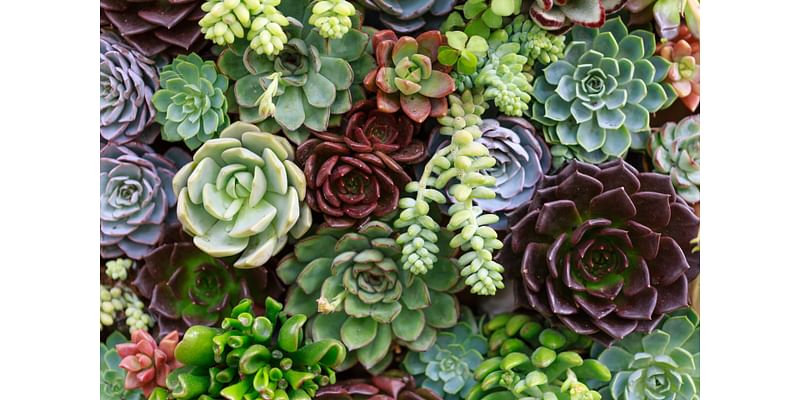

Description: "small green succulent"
482 313 593 358
477 42 534 117
491 15 566 70
100 285 153 334
153 53 230 150
104 258 133 281
309 0 356 39
648 114 700 204
459 0 523 38
439 31 489 75
101 331 143 400
200 0 291 56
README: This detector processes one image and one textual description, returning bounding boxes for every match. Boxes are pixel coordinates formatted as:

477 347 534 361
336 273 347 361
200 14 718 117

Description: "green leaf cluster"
439 31 489 75
101 331 143 400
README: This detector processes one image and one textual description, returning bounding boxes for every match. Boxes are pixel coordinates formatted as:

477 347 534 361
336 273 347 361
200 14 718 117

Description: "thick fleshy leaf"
341 317 378 350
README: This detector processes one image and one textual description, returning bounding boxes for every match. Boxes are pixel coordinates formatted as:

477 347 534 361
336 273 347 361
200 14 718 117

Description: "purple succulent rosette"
100 30 159 145
100 143 189 259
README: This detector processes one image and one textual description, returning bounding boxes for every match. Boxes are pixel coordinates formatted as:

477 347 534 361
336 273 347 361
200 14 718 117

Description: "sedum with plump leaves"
482 313 593 359
491 15 566 71
199 0 291 56
477 42 534 117
648 114 700 204
310 0 357 39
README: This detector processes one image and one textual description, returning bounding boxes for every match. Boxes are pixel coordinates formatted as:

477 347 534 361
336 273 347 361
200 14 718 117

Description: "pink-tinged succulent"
657 25 700 112
115 330 182 397
364 30 456 123
529 0 628 32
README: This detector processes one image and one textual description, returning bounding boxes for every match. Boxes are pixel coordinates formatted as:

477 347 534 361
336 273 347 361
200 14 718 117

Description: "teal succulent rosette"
101 331 143 400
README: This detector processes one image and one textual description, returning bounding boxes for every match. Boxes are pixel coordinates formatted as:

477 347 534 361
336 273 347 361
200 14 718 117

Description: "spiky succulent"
491 15 566 70
477 42 533 117
277 221 462 373
532 18 677 168
153 53 230 150
627 0 700 40
102 331 144 400
317 371 443 400
591 310 699 400
529 0 627 33
438 31 489 75
657 25 699 112
165 297 346 400
364 30 456 123
172 122 312 268
482 313 593 359
648 114 699 204
497 160 700 345
310 0 357 39
116 330 182 397
402 309 488 400
356 0 457 33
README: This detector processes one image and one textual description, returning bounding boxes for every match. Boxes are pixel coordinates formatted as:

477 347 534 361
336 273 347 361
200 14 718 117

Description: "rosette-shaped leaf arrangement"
102 331 143 400
591 310 699 400
101 31 160 145
172 122 312 268
356 0 457 33
657 25 699 112
166 298 346 400
529 0 627 32
101 143 189 260
627 0 700 40
153 53 230 150
648 114 699 205
364 30 456 123
317 370 442 400
402 309 488 400
133 238 280 334
482 313 593 358
496 160 700 345
116 330 182 396
277 221 462 373
532 18 676 168
297 99 424 228
100 0 206 57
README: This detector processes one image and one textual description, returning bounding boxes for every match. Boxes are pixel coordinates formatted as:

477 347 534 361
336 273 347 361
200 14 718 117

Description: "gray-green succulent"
648 114 700 204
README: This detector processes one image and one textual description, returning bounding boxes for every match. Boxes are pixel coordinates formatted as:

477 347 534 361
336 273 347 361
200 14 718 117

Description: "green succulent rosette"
165 297 346 400
482 313 593 359
531 17 677 168
101 331 143 400
276 221 463 374
590 310 700 400
648 114 700 205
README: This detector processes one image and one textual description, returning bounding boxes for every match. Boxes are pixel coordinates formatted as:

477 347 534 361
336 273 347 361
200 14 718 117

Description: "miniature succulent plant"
101 284 154 335
591 310 699 400
492 15 566 71
133 236 281 334
477 42 534 117
153 53 230 150
172 122 312 268
458 0 523 38
102 331 144 400
199 0 291 56
529 0 627 33
100 31 160 145
648 114 699 204
356 0 457 33
277 221 462 373
438 31 489 75
532 17 677 168
310 0 357 39
317 370 443 400
482 313 593 359
496 160 700 345
106 258 134 281
364 30 456 123
627 0 700 40
657 25 699 112
100 143 189 260
166 297 346 400
402 309 488 399
116 330 182 397
100 0 206 57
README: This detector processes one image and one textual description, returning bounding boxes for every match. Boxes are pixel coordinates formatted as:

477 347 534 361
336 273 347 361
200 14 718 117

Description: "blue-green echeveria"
532 17 677 169
648 114 700 205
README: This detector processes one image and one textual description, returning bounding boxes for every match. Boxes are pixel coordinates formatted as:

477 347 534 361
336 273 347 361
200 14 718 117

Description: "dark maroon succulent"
100 0 206 58
316 371 442 400
496 160 699 345
296 99 425 228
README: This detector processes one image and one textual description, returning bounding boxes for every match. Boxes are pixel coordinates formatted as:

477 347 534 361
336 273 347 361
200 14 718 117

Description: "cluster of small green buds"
493 16 565 70
100 285 153 334
199 0 290 56
395 182 446 274
257 72 283 117
478 43 533 117
309 0 356 39
104 258 133 281
247 0 290 56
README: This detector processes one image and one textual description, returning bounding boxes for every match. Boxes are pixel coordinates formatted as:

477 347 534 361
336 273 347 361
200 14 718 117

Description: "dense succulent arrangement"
99 1 701 399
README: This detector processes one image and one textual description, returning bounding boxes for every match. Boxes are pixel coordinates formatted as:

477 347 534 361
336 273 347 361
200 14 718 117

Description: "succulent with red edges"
316 370 442 400
497 160 699 345
529 0 628 33
364 30 456 123
100 0 206 58
116 330 182 397
657 25 700 112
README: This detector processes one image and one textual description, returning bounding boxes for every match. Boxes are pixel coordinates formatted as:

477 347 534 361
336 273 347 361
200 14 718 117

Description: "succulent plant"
627 0 699 40
133 236 281 334
491 15 566 71
496 160 700 345
532 17 677 168
116 330 182 397
476 42 534 117
356 0 457 33
106 258 134 281
438 31 489 75
277 221 462 373
100 31 160 145
100 0 206 58
656 25 699 112
166 297 346 400
310 0 357 39
482 313 593 359
458 0 523 38
102 331 144 400
100 143 189 260
648 114 699 204
364 30 456 123
172 122 312 268
591 310 699 400
402 309 488 399
152 53 230 150
101 284 154 335
529 0 627 33
199 0 291 56
317 370 443 400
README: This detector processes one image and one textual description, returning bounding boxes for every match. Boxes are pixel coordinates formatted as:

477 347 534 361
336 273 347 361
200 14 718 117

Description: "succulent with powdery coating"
532 18 676 168
657 25 699 112
100 143 189 260
356 0 457 33
100 31 159 145
496 160 700 345
317 370 443 400
116 330 182 397
172 122 312 268
364 30 456 123
529 0 628 33
591 310 699 400
648 114 699 204
100 0 206 58
102 331 144 400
